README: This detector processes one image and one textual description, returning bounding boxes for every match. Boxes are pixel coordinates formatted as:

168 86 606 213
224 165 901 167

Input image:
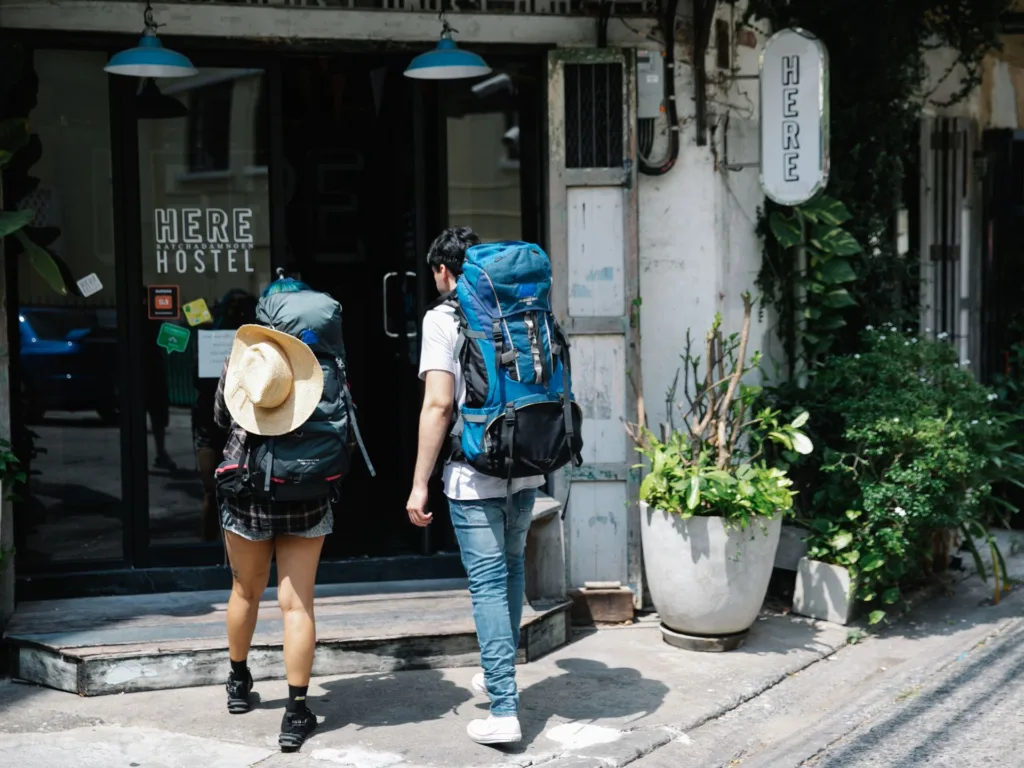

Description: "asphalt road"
807 616 1024 767
632 537 1024 768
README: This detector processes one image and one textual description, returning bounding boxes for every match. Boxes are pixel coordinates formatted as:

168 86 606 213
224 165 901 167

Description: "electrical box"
636 50 664 120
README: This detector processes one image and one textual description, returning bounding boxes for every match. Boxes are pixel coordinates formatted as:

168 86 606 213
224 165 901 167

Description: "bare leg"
274 534 325 686
223 531 273 663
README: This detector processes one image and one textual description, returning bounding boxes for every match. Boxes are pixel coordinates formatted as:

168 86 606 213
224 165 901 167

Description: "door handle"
382 271 418 339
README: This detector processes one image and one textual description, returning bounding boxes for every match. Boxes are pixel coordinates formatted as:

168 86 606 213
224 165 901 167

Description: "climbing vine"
744 0 1009 359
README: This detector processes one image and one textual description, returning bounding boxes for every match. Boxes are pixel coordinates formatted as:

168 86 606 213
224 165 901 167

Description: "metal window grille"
564 62 624 169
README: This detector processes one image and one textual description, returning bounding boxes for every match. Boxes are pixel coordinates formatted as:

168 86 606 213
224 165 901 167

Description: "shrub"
781 324 1021 621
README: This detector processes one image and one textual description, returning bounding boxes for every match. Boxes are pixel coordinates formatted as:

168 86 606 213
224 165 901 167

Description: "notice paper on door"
198 329 236 378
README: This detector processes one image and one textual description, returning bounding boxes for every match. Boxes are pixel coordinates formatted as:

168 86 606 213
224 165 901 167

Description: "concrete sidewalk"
0 606 850 768
3 533 1020 768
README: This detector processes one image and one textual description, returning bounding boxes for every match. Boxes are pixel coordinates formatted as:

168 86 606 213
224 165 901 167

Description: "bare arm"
406 369 455 526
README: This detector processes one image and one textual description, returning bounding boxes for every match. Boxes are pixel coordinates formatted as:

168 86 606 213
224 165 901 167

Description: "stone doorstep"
9 598 572 697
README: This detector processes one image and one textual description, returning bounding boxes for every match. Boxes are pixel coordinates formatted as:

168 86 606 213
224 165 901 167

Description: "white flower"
854 354 861 359
988 393 998 401
904 342 910 346
893 417 900 423
954 362 960 368
920 377 926 382
912 337 918 343
880 335 887 340
894 506 907 518
971 420 979 425
963 359 971 366
938 331 949 340
925 328 932 333
865 325 874 331
987 420 993 425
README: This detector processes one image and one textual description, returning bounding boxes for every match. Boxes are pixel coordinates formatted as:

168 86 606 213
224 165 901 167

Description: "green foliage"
636 419 806 529
763 195 863 372
748 0 1009 356
0 42 68 295
0 437 25 500
632 296 813 528
778 325 1022 622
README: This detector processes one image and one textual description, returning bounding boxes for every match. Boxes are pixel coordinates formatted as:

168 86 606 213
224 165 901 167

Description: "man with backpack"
407 228 582 745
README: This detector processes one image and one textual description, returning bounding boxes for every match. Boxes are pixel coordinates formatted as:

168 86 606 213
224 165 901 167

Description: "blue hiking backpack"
441 241 584 497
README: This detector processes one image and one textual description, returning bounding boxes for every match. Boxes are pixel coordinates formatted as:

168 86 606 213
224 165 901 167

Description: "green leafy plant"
763 195 863 374
1 41 68 294
628 294 813 528
784 324 1021 622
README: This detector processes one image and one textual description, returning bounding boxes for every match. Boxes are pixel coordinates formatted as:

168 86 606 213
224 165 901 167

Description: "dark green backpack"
218 290 374 503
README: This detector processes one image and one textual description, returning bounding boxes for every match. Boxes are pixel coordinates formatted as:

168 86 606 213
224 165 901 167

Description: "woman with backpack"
212 277 368 752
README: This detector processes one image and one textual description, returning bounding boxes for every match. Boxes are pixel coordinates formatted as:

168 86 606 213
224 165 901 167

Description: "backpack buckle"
504 403 516 424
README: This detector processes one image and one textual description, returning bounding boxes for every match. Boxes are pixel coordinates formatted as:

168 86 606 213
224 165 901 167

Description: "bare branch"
716 294 753 468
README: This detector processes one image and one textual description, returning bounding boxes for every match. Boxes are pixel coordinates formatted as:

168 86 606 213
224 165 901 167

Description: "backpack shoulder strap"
424 289 459 314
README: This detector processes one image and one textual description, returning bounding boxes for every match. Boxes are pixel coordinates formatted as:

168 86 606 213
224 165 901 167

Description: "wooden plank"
572 335 627 466
16 601 572 696
567 187 626 318
567 481 629 588
525 607 569 662
0 0 656 46
14 646 79 693
5 580 470 636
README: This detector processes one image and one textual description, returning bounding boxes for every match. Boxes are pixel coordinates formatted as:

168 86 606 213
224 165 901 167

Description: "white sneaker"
471 672 487 696
467 715 522 745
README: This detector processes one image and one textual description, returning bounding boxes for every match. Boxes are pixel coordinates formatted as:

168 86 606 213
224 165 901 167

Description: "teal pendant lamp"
105 1 198 79
404 13 491 81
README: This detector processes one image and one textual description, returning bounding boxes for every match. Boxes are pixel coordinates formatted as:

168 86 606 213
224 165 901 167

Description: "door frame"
6 30 549 598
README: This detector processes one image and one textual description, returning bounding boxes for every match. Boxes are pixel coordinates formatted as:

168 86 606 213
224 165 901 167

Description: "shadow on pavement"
257 669 474 740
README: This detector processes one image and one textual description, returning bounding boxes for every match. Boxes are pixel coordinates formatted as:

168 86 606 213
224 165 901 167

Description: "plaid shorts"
221 503 334 542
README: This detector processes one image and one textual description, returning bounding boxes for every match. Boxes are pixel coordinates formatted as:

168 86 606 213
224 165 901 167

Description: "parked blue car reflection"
19 307 119 423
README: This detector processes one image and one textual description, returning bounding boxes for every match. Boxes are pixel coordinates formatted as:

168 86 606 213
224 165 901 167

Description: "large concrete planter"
792 557 860 625
640 502 783 651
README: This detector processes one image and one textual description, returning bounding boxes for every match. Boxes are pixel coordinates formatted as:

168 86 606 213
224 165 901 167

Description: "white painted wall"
638 11 769 433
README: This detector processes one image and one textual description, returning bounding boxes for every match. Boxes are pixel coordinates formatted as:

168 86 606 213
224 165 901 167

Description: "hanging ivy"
744 0 1010 360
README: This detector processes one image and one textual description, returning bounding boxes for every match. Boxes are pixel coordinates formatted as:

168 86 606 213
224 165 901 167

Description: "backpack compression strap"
341 373 376 478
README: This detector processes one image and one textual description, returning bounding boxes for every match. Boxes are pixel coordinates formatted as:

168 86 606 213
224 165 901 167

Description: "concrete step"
4 578 571 696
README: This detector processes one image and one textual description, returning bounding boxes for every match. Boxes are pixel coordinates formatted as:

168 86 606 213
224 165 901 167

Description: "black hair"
426 226 480 277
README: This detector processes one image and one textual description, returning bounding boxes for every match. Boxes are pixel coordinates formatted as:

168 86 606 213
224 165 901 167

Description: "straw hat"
224 325 324 436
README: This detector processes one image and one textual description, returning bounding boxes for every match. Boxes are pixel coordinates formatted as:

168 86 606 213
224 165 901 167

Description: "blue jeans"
448 488 537 717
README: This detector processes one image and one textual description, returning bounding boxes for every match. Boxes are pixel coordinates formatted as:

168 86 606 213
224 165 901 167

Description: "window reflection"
137 69 271 544
12 49 122 565
446 72 523 241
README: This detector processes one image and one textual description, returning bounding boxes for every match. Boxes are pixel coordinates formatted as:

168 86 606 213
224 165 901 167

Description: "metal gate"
918 116 981 372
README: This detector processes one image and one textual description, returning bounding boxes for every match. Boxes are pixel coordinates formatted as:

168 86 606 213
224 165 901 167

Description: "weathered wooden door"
547 49 642 606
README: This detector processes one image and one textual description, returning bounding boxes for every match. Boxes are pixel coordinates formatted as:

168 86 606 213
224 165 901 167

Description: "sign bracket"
721 108 762 173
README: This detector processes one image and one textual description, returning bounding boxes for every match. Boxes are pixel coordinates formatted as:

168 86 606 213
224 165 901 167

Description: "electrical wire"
638 0 680 176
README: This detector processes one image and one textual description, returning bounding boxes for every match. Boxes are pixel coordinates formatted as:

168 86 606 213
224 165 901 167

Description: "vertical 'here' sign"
759 28 830 206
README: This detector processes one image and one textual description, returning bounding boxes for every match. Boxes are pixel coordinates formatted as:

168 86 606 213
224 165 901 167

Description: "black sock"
286 685 309 713
230 659 248 678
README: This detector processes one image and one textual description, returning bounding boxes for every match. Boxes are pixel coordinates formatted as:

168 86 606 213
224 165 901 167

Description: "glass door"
9 48 127 571
127 65 275 562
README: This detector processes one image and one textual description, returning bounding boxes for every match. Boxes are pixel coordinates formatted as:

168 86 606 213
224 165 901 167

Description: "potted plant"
629 295 813 650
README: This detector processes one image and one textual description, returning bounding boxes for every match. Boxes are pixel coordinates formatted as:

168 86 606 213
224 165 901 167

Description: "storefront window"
446 74 523 241
136 68 272 544
12 50 122 564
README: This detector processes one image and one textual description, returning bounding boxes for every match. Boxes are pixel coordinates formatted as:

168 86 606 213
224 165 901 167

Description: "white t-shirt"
419 304 544 502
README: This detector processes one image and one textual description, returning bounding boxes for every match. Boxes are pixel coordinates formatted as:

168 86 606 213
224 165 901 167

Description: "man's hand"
407 369 454 528
406 483 433 527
